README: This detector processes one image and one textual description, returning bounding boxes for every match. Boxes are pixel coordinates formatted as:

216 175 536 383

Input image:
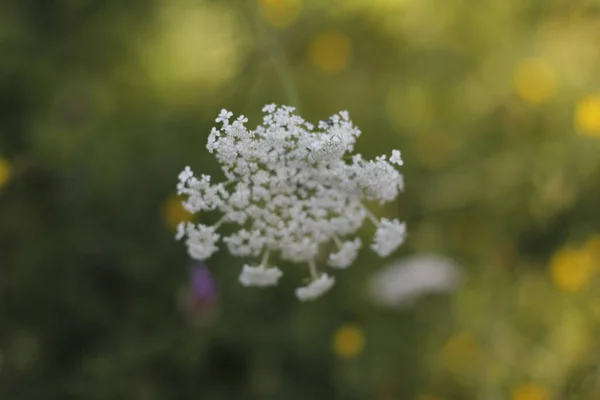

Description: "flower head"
176 105 405 300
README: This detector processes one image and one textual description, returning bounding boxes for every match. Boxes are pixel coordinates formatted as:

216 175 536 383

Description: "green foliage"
3 0 600 398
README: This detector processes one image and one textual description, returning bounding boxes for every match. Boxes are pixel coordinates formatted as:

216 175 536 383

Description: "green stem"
332 235 343 247
214 216 226 229
251 2 301 111
260 249 271 269
363 206 380 226
308 260 319 280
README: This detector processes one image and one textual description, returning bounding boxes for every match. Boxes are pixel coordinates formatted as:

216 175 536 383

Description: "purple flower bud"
189 262 217 312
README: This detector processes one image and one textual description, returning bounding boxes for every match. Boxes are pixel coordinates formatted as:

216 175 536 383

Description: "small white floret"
390 150 403 166
328 238 362 268
371 218 406 257
295 274 335 301
186 224 220 261
239 264 283 287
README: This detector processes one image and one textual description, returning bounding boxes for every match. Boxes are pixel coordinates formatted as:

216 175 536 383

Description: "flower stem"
260 249 271 269
363 206 380 226
308 260 319 280
332 235 343 247
251 2 301 112
214 217 226 230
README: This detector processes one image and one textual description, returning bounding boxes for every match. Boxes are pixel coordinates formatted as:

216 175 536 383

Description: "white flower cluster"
176 105 406 301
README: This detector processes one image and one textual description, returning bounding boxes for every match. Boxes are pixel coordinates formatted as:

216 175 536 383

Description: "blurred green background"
3 0 600 399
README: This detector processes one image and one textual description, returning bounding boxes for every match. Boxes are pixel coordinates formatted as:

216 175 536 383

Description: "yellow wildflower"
163 196 194 230
511 383 549 400
514 58 557 105
575 95 600 136
332 323 365 359
441 332 481 375
0 157 11 189
308 32 352 74
549 246 596 292
259 0 302 29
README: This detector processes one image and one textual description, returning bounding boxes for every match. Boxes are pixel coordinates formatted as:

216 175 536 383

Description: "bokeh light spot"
416 395 443 400
575 95 600 136
163 196 194 231
10 332 40 371
584 234 600 261
441 332 481 375
141 3 245 101
259 0 302 29
414 131 455 170
511 383 549 400
308 32 352 74
549 246 596 292
332 323 365 359
0 157 11 189
514 58 557 105
386 84 431 132
547 310 591 365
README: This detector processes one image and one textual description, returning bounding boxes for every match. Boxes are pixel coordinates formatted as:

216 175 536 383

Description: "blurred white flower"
369 254 461 307
176 105 405 300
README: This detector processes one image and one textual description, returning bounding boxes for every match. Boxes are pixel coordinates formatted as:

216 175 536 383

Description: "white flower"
328 238 362 268
239 264 283 287
369 254 461 307
389 150 403 166
296 274 335 301
176 105 406 300
371 218 406 257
